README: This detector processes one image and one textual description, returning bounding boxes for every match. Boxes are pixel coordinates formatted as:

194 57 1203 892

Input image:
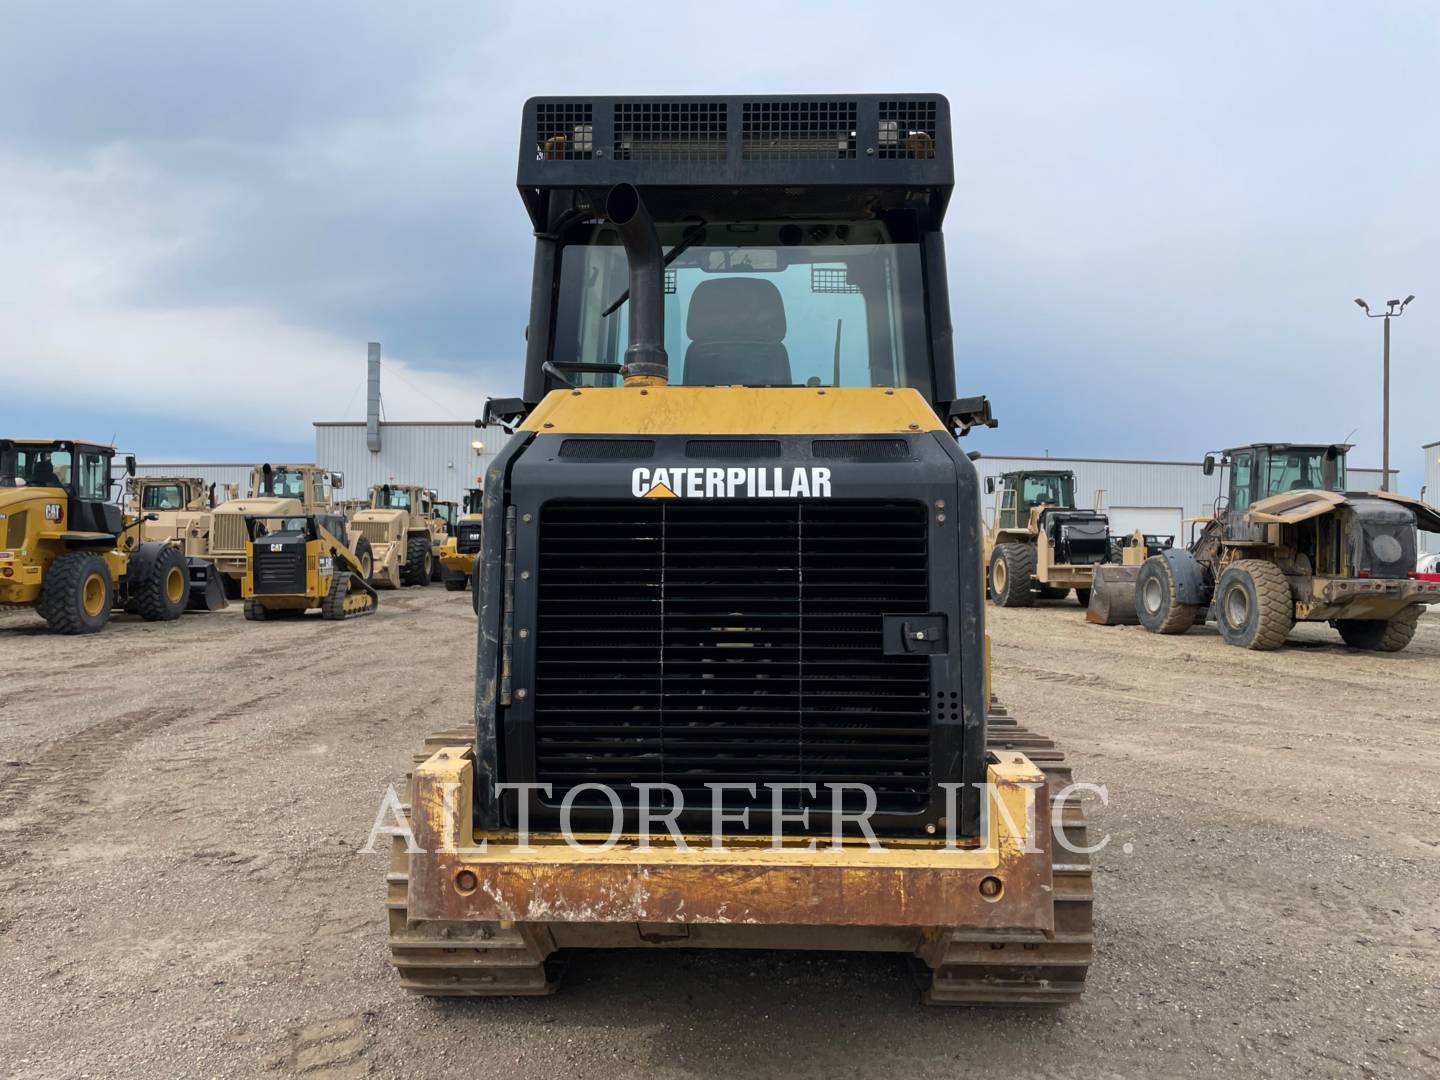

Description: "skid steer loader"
384 95 1093 1006
241 512 378 620
1121 443 1440 650
0 439 206 633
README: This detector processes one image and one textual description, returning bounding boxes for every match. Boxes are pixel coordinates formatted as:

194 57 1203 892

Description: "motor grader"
241 511 378 620
982 469 1148 608
1129 442 1440 650
348 483 446 588
385 94 1092 1007
437 486 482 594
208 464 371 596
0 439 200 633
123 474 228 610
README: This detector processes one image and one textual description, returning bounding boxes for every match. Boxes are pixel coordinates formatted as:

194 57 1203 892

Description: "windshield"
142 484 186 510
258 469 308 499
464 490 483 514
553 219 932 393
1022 474 1074 510
375 487 412 510
1264 449 1345 495
0 444 109 498
435 504 454 525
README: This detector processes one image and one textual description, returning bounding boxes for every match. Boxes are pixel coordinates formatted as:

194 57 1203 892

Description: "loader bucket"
1087 565 1139 625
185 559 229 611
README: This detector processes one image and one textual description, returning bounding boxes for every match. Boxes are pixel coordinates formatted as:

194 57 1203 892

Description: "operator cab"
0 438 129 537
1205 443 1349 513
987 470 1077 529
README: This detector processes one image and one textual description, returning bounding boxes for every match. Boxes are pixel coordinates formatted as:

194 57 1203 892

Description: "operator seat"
682 278 791 386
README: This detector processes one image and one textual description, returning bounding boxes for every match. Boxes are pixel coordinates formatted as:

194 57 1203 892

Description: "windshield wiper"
601 220 707 317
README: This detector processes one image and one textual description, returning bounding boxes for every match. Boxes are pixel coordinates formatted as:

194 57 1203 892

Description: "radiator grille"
530 500 932 820
350 520 394 547
211 513 248 556
456 523 484 555
6 509 27 549
252 547 306 594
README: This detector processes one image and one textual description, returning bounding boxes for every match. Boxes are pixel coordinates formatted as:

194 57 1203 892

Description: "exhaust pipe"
604 183 668 386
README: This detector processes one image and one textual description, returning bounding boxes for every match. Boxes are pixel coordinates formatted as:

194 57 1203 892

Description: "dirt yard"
2 590 1437 1079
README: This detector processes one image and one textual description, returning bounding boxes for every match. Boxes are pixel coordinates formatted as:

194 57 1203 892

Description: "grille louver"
742 100 857 160
613 102 727 161
211 513 248 556
530 500 932 824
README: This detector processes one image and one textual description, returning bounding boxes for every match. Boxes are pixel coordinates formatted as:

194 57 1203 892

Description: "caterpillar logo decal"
632 466 832 500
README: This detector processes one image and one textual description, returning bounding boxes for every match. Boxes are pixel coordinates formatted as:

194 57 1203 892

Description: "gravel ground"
1 589 1437 1079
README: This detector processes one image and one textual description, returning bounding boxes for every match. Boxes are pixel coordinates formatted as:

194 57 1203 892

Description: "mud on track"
1 593 1437 1078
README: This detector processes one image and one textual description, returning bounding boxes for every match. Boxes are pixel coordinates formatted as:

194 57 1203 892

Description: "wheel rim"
361 553 372 578
165 566 185 604
1224 583 1249 629
1141 576 1163 615
993 560 1007 595
83 572 106 616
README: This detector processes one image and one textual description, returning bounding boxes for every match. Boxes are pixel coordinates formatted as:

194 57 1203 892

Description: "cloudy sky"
2 2 1435 489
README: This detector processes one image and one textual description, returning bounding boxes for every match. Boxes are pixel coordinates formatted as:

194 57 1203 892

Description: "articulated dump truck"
385 95 1094 1005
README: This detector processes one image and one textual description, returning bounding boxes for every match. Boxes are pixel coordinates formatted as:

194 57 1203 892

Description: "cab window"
142 484 186 510
1231 453 1254 511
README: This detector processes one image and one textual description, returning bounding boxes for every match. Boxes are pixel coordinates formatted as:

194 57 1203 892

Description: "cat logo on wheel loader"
0 439 218 633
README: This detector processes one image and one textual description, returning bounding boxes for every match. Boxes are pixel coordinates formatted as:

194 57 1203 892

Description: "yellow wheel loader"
384 95 1093 1006
437 486 482 596
241 512 378 621
1115 443 1440 650
348 484 446 588
0 439 203 633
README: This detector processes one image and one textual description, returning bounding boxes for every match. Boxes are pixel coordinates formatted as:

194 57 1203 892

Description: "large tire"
352 536 374 583
1074 587 1092 608
1215 559 1293 650
129 543 188 622
38 552 113 634
988 543 1037 607
1135 556 1200 635
443 569 468 592
401 535 432 587
1336 605 1423 652
430 548 445 582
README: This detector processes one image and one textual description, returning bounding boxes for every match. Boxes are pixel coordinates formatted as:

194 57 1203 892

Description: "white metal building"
1423 440 1440 555
313 421 502 505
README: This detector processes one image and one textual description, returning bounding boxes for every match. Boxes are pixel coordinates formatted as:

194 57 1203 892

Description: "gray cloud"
2 1 1436 484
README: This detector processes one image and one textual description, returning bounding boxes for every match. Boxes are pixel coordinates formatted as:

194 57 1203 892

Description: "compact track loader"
1120 443 1440 650
384 95 1093 1006
241 512 378 620
0 439 204 633
209 464 370 596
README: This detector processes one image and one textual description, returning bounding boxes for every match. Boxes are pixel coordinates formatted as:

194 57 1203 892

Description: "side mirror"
330 471 344 490
125 455 137 477
984 477 996 494
144 512 159 522
1202 455 1216 476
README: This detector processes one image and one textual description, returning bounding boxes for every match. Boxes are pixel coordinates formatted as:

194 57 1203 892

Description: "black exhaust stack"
604 183 668 385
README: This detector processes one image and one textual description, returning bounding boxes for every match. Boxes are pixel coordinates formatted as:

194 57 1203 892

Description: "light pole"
1354 295 1414 491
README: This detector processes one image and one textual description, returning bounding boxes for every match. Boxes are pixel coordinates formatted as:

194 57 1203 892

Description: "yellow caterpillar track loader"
384 94 1093 1006
0 439 205 633
241 512 378 621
